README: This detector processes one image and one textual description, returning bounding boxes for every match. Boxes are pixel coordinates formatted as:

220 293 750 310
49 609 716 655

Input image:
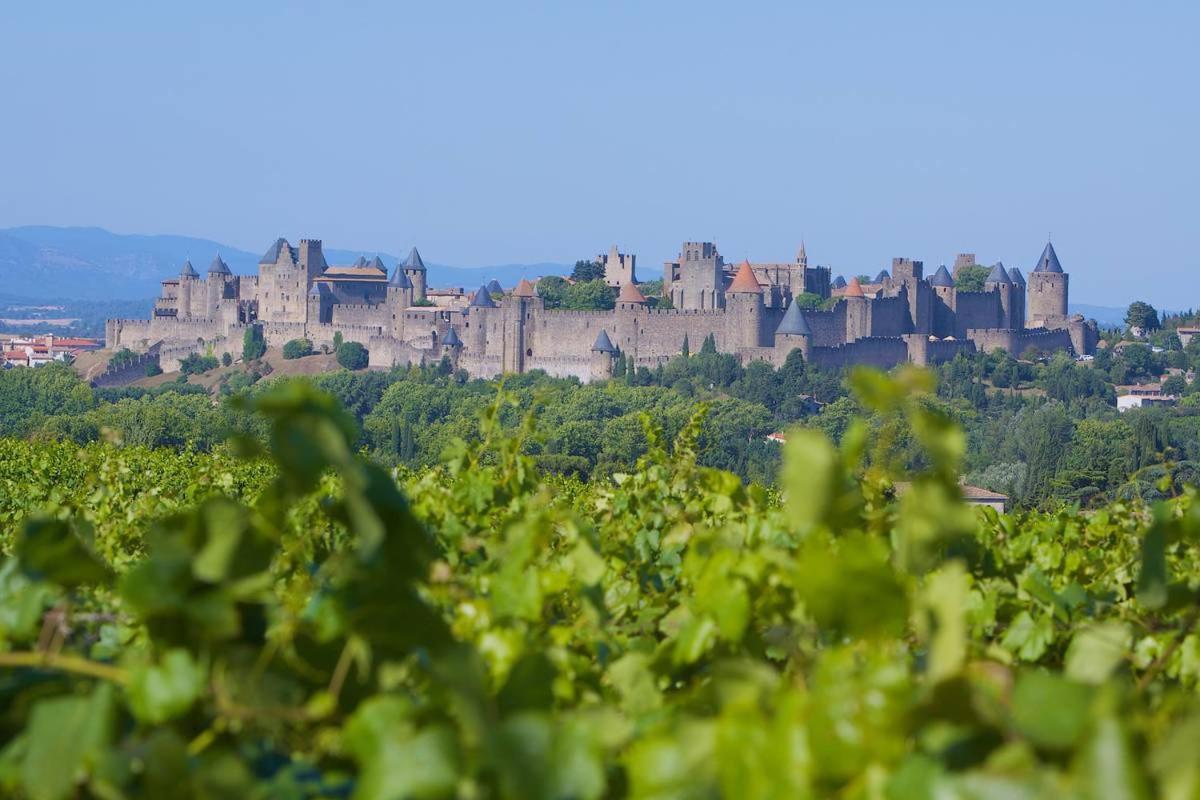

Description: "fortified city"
106 237 1097 379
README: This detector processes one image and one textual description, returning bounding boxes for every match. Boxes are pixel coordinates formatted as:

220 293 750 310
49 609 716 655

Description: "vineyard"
1 367 1199 799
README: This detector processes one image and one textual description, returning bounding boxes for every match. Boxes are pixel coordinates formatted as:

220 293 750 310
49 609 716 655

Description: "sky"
1 1 1197 307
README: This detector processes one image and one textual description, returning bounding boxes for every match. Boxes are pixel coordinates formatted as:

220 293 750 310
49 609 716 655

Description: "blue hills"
0 226 571 300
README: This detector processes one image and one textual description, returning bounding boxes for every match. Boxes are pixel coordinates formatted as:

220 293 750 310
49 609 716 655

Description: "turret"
440 327 463 369
725 260 764 350
614 281 647 356
1007 267 1026 330
178 259 198 319
387 265 414 335
984 262 1014 329
1028 241 1068 326
466 285 496 356
307 282 331 324
773 299 812 366
298 239 327 283
928 264 956 336
589 329 619 381
843 277 870 340
402 247 427 303
206 255 231 318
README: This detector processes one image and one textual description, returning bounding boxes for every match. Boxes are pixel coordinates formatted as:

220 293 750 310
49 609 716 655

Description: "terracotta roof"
512 278 537 298
844 276 865 298
617 282 647 303
727 260 762 294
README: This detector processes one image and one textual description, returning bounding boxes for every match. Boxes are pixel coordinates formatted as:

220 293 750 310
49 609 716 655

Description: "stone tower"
670 241 724 311
440 327 463 369
590 329 619 381
843 277 870 340
984 262 1014 329
503 278 538 373
206 255 232 318
465 286 496 357
600 245 637 288
773 298 811 366
928 264 956 335
298 239 327 284
1007 267 1027 330
402 247 427 303
386 265 414 335
1028 241 1068 326
615 281 647 357
178 260 198 320
724 260 764 350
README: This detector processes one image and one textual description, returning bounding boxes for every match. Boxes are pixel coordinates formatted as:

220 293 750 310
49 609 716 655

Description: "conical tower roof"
874 269 890 283
369 256 386 271
308 282 324 297
512 278 537 298
844 276 865 298
353 256 368 267
591 329 617 353
389 265 412 288
403 247 426 271
617 281 647 303
727 260 762 293
469 285 497 308
1008 266 1026 286
776 300 812 336
929 265 954 287
985 262 1011 285
832 275 847 289
208 255 231 275
180 259 198 278
442 328 462 347
1033 241 1063 273
486 279 503 294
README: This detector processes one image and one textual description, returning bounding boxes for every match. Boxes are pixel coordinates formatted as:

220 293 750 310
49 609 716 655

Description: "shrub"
336 341 369 370
282 338 314 360
221 352 232 367
178 353 219 375
144 361 162 377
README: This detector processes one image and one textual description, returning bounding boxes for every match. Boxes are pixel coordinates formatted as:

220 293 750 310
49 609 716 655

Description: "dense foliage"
283 338 315 360
337 342 369 371
2 370 1200 798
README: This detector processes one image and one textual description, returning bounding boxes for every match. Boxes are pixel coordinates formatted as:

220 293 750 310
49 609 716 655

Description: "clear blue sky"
2 1 1196 307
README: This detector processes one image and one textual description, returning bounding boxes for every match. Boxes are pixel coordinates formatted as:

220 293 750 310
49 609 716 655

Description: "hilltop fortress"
105 237 1097 381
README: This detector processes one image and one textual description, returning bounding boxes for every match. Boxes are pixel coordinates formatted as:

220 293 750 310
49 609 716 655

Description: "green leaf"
21 683 115 800
1136 521 1168 609
1075 715 1150 800
17 519 111 588
1000 611 1054 662
1011 671 1092 750
796 536 908 639
920 562 969 682
1065 622 1130 684
127 649 206 724
782 429 839 530
344 696 461 800
608 652 662 715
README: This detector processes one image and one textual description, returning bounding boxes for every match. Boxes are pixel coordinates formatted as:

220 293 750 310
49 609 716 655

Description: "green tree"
1125 301 1160 333
282 339 314 360
336 341 369 370
221 352 233 367
242 325 266 361
792 292 825 310
955 265 990 292
571 259 605 282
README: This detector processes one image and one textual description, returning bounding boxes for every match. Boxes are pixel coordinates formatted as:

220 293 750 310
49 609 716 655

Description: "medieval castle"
105 237 1097 380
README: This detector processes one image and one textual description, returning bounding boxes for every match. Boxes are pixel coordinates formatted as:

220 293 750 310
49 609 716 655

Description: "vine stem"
0 651 129 685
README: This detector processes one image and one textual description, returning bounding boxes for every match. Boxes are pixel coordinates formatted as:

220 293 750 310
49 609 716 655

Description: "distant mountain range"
0 226 571 300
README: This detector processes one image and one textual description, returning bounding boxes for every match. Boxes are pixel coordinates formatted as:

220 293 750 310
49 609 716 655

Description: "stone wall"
810 337 911 370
